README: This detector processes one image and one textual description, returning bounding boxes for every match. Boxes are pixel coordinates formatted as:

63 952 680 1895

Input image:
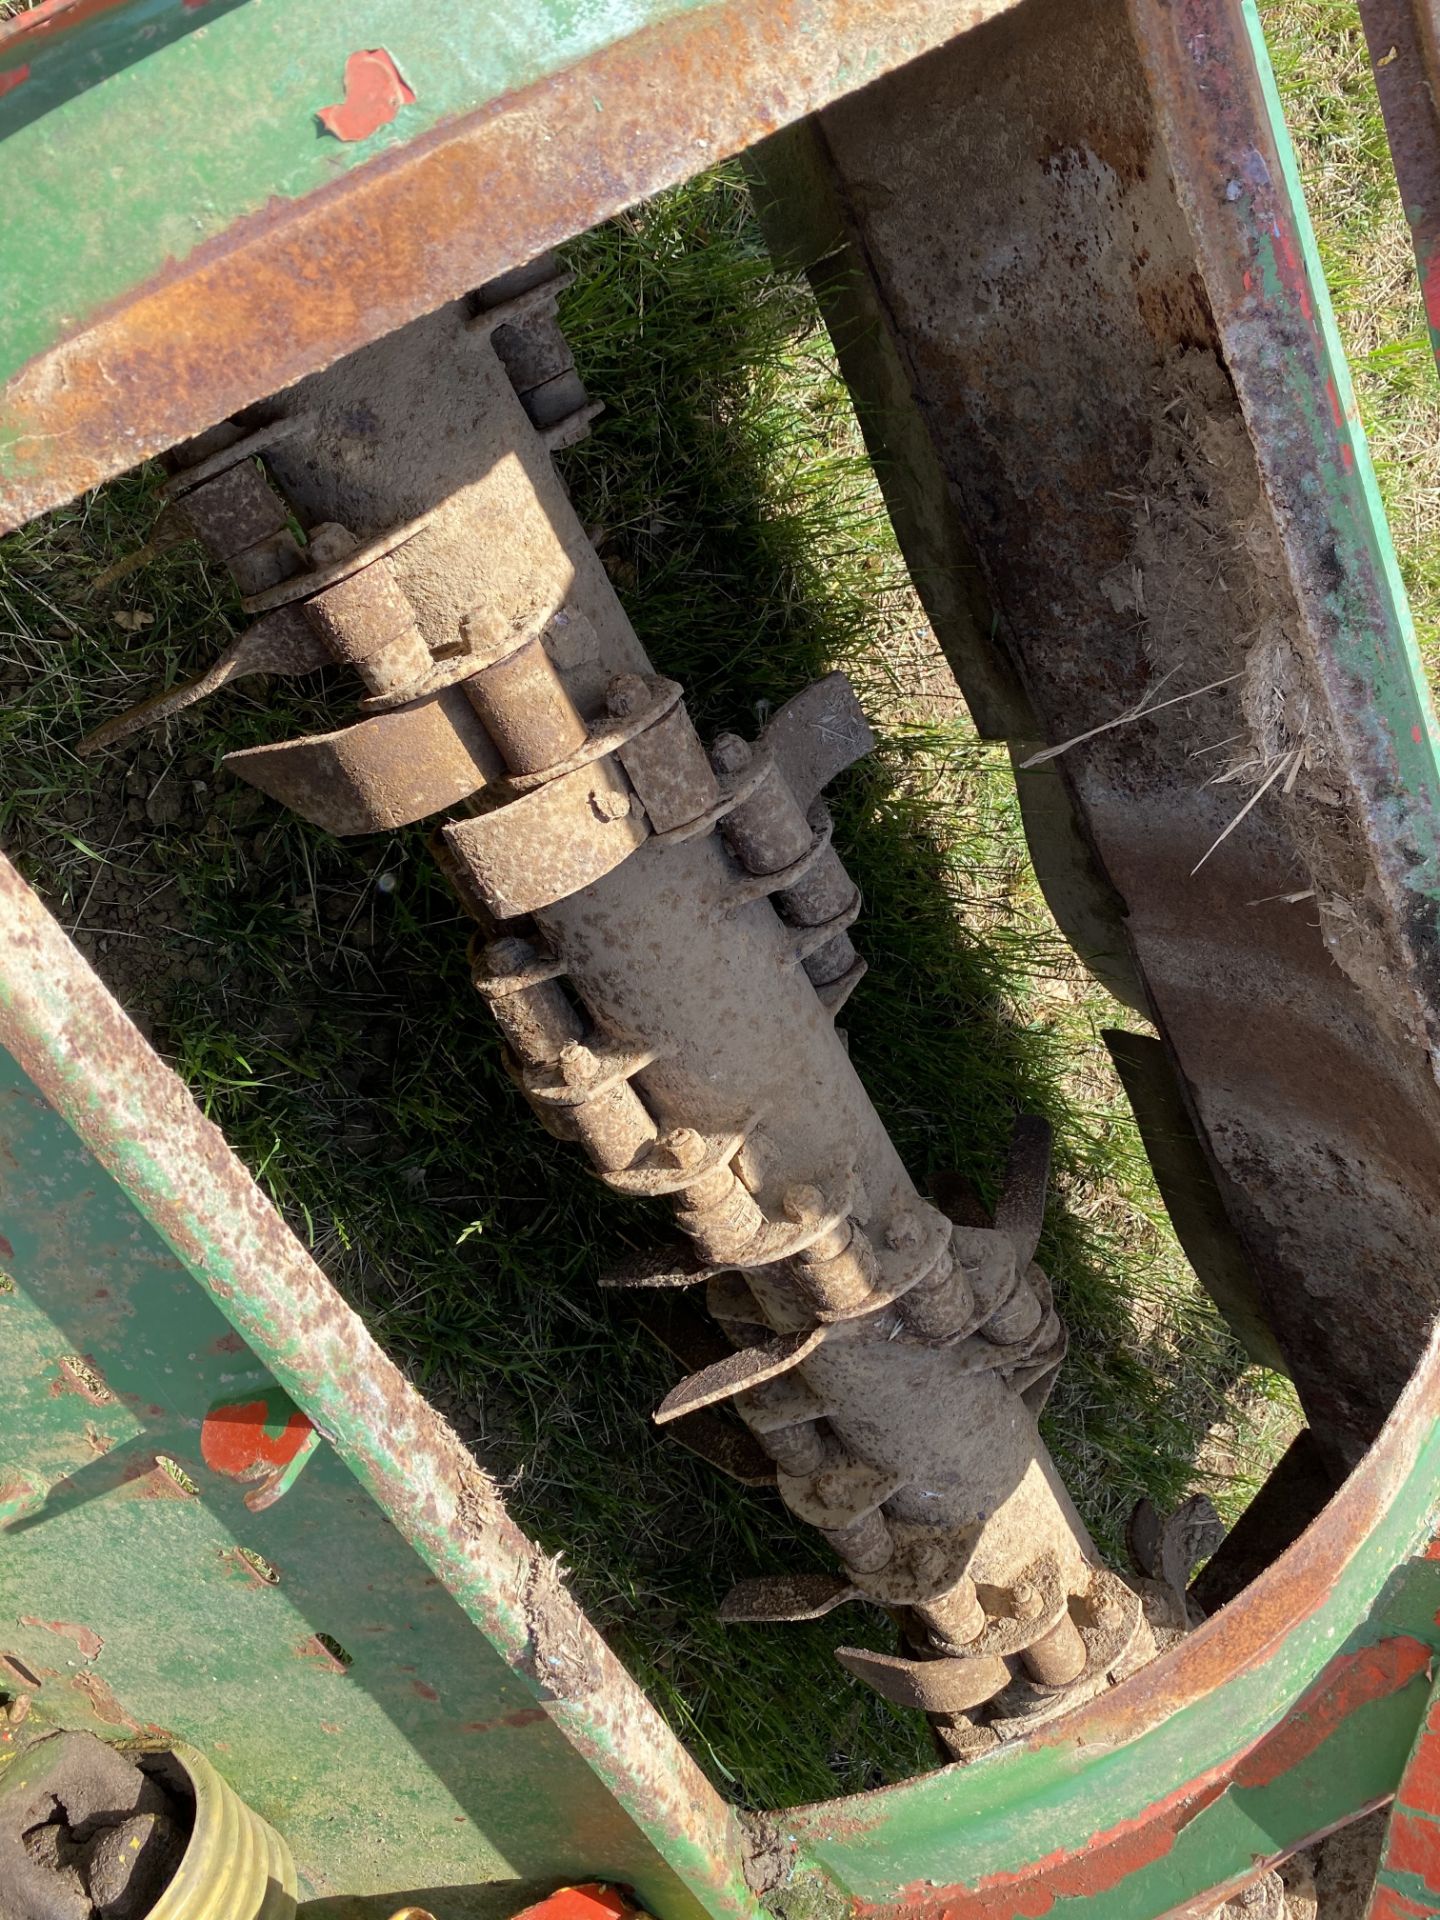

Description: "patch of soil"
0 1732 192 1920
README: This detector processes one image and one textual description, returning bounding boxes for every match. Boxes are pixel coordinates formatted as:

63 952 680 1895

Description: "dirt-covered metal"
751 0 1440 1476
92 272 1139 1748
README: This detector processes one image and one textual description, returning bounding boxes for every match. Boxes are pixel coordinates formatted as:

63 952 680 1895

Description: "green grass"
0 83 1369 1804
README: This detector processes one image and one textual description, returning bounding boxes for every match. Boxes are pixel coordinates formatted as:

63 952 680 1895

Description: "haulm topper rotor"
5 2 1440 1919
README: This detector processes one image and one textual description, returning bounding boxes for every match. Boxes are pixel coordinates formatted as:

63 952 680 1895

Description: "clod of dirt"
0 1732 192 1920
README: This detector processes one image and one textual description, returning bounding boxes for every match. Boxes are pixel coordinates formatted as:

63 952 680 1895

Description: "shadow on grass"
0 170 1277 1807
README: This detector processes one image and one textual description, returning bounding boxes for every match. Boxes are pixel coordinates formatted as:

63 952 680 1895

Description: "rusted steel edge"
1128 0 1440 1055
0 848 759 1920
0 0 142 52
776 1314 1440 1912
0 0 1011 532
1355 0 1440 364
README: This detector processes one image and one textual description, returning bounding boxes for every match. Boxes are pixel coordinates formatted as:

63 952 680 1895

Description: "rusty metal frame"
8 0 1440 1913
6 820 1440 1915
0 0 1026 529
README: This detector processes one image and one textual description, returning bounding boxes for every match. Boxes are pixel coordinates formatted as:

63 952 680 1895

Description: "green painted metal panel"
0 1048 727 1917
0 850 759 1920
0 0 715 378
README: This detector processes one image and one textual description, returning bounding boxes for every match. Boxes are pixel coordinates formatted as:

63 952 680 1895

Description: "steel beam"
0 0 1026 530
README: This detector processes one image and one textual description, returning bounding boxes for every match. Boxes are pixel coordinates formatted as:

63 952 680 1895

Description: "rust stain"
69 1671 159 1733
50 1354 114 1404
462 1706 548 1734
209 1329 244 1353
0 1234 13 1260
18 1617 103 1660
410 1677 440 1702
1 0 1009 531
317 48 415 143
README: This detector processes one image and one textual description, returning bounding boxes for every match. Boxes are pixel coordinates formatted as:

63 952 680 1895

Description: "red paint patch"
0 64 28 98
1416 725 1425 746
201 1397 314 1478
1396 1694 1440 1820
1234 1637 1432 1789
1369 1889 1435 1920
18 1618 103 1660
857 1640 1432 1920
317 48 414 142
1382 1809 1440 1886
510 1886 635 1920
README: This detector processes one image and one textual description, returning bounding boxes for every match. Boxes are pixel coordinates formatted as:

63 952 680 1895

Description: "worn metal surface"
1369 1659 1440 1920
755 0 1440 1467
0 0 1035 531
0 849 758 1920
778 1323 1440 1918
224 687 498 836
102 285 1133 1738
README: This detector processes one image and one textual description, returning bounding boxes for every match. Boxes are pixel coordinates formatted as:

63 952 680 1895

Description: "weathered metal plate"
225 684 499 836
0 0 1030 529
754 0 1440 1466
444 761 648 918
0 850 756 1920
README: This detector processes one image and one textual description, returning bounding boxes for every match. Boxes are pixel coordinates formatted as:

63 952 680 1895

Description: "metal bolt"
1012 1579 1042 1621
591 783 633 822
660 1126 707 1172
711 732 753 778
484 934 536 978
782 1183 824 1224
885 1210 923 1252
607 673 650 719
559 1041 599 1088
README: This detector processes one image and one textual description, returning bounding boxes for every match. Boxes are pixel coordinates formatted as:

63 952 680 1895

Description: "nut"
559 1041 599 1087
1012 1579 1042 1621
885 1210 924 1253
783 1183 825 1224
660 1126 708 1172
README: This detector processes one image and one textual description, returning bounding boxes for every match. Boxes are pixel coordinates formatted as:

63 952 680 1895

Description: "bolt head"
885 1211 923 1252
660 1126 706 1171
558 1042 598 1087
1012 1579 1041 1620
